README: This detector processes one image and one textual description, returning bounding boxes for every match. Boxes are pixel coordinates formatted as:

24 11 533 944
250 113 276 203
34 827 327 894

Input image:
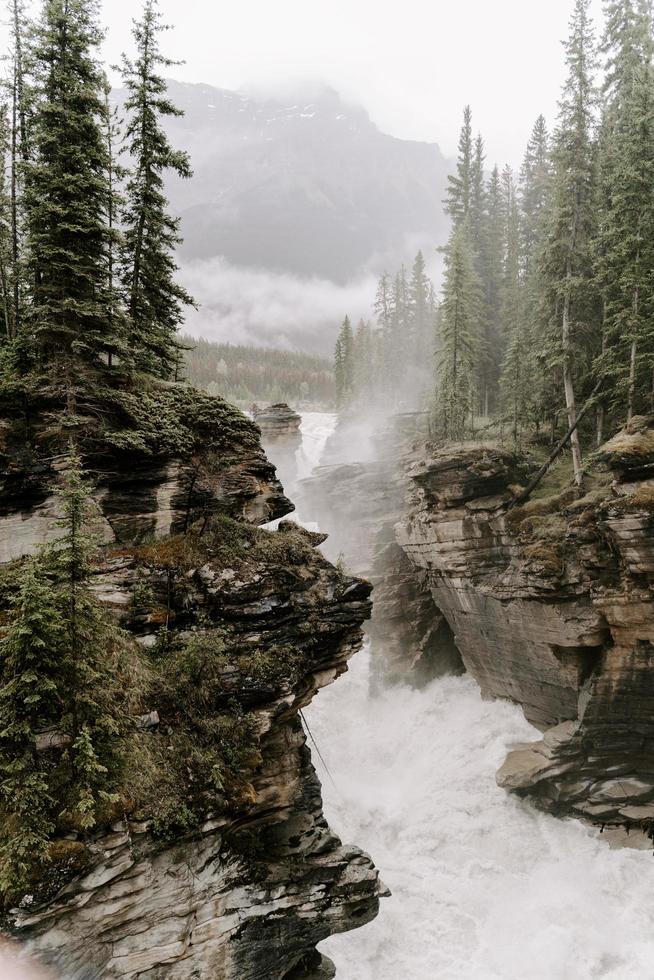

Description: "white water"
293 412 654 980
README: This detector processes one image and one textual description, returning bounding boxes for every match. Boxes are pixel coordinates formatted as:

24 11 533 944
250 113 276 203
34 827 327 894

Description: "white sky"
3 0 605 165
94 0 605 166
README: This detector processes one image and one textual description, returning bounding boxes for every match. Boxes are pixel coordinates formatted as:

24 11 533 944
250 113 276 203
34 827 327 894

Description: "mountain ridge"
125 80 453 284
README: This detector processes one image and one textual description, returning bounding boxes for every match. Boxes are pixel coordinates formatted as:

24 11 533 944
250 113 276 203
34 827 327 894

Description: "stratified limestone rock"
254 404 303 499
397 430 654 828
0 379 381 978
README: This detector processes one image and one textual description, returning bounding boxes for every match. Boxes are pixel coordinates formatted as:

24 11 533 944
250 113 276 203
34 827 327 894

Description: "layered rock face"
0 380 381 978
299 413 462 685
397 421 654 828
254 404 302 499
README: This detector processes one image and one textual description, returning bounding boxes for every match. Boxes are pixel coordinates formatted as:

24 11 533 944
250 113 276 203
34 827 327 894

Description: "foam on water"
295 412 654 980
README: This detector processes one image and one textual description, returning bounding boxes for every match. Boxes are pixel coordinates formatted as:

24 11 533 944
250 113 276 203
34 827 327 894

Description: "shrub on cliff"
0 457 129 903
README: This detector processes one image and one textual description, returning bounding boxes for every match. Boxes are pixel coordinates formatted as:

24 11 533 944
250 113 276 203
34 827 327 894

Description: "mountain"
153 82 452 283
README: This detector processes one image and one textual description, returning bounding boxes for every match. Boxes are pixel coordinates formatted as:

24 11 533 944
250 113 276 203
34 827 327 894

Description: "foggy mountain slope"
142 81 453 283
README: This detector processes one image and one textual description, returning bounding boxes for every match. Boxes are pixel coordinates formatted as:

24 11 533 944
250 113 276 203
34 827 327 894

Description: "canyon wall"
396 419 654 829
0 381 381 979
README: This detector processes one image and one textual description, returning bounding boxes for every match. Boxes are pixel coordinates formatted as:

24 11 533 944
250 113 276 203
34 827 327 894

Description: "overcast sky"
2 0 606 164
91 0 605 166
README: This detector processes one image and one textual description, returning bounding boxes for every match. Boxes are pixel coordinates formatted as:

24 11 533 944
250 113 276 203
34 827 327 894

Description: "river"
291 412 654 980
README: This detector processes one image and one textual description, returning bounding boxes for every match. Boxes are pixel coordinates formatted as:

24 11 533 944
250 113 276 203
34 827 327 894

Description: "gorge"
293 409 654 979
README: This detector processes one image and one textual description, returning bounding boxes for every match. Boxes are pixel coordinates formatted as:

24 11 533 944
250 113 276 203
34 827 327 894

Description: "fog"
93 0 604 167
180 259 377 355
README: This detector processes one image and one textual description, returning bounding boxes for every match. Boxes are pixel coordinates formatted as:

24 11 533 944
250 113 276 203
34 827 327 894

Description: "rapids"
291 412 654 980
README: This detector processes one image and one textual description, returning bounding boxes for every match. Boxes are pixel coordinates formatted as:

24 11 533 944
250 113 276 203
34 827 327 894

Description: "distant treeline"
182 337 335 408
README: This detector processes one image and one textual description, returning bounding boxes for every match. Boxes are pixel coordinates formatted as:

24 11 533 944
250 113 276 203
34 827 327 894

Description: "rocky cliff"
253 404 302 501
0 376 381 978
396 418 654 832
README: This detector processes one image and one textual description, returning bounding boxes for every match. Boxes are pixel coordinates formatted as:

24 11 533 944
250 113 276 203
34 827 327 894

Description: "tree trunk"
561 281 583 485
627 338 637 422
627 285 639 423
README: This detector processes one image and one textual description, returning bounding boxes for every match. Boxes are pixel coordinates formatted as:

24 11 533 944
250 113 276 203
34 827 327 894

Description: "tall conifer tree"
119 0 194 379
24 0 124 368
540 0 598 483
436 226 480 440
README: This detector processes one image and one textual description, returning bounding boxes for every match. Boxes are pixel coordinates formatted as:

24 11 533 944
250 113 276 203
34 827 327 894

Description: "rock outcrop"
396 419 654 830
254 404 303 500
0 378 381 978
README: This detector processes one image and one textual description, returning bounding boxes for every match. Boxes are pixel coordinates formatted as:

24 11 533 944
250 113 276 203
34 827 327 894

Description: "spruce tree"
0 558 63 899
595 0 654 421
0 108 13 340
445 106 473 226
119 0 194 379
519 115 551 275
24 0 124 368
50 455 123 830
478 165 504 416
334 315 354 408
540 0 599 483
499 167 531 442
470 134 487 252
436 225 480 440
6 0 31 340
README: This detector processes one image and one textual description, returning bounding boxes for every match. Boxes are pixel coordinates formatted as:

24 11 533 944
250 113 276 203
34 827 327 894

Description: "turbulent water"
293 412 654 980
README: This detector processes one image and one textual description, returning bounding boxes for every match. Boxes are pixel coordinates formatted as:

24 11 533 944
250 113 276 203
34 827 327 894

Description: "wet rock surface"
1 381 381 978
397 424 654 828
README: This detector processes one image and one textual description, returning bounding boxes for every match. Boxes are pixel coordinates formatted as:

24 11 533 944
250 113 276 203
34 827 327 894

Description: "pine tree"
595 0 654 422
6 0 31 341
24 0 124 369
478 165 504 416
445 106 473 226
119 0 194 379
470 134 487 252
499 167 532 442
436 225 481 440
50 454 123 830
540 0 599 483
0 558 63 899
0 107 13 340
334 315 354 408
519 115 551 275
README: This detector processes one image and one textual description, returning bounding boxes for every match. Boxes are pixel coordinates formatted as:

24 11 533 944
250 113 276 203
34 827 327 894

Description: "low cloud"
179 257 378 356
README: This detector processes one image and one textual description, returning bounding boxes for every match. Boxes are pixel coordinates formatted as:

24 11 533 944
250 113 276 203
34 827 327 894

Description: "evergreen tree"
0 559 62 899
445 105 473 225
50 454 123 829
334 315 354 407
540 0 599 483
119 0 194 379
519 115 551 275
6 0 31 340
595 0 654 422
0 107 13 340
470 133 487 252
24 0 124 368
436 225 481 440
478 165 504 416
499 167 532 442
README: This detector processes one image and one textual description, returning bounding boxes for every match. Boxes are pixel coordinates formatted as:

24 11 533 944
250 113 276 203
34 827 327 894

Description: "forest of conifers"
336 0 654 486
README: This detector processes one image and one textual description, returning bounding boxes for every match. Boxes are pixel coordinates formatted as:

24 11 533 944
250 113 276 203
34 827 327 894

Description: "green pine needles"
0 0 193 383
0 454 125 903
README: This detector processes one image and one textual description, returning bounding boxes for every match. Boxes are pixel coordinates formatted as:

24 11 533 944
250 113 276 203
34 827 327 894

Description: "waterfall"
294 412 654 980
